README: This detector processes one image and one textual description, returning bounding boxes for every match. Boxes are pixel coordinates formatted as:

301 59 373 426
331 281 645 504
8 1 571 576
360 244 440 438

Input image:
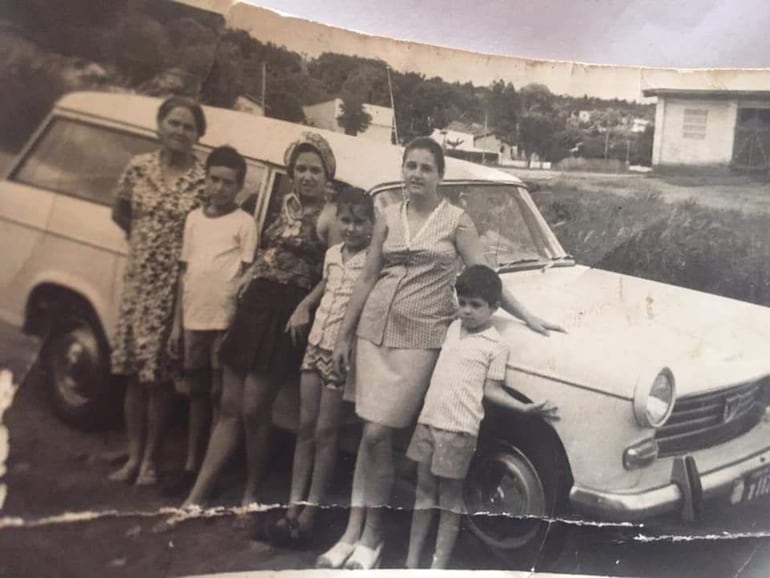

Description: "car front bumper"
569 445 770 521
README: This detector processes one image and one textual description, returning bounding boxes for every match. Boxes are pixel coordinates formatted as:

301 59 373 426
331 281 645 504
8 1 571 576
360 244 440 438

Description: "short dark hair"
336 186 374 222
403 136 445 176
455 265 502 306
206 146 247 185
157 96 207 137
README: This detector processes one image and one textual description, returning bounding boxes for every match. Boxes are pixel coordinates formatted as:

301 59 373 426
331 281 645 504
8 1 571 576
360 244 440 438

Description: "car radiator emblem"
723 394 742 423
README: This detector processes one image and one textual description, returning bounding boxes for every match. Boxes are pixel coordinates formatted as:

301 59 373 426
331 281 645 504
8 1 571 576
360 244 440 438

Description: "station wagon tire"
41 302 118 430
463 438 568 569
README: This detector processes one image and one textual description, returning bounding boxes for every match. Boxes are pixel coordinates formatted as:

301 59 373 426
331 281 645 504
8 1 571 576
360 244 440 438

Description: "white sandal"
316 541 355 569
344 541 383 570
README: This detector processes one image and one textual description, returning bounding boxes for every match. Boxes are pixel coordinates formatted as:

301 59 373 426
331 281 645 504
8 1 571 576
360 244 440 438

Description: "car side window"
11 117 156 205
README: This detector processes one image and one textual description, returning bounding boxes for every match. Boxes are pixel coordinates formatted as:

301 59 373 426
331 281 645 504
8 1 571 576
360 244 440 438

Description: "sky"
243 0 770 69
180 1 770 101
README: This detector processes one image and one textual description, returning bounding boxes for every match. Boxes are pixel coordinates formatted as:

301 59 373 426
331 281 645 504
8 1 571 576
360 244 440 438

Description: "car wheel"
463 439 567 569
41 302 118 430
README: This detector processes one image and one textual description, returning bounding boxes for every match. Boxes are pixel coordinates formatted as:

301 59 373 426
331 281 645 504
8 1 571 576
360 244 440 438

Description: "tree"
517 112 561 161
487 80 518 143
338 89 372 136
112 12 169 84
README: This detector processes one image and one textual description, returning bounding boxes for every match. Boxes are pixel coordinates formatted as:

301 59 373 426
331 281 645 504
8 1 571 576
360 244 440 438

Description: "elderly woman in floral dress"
110 96 208 486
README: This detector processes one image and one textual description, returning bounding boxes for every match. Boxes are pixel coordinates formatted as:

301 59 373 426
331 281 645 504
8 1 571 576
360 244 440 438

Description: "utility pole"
261 61 267 113
482 109 488 165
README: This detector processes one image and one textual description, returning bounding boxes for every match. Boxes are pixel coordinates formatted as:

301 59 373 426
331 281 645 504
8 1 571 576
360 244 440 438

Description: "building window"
682 108 708 139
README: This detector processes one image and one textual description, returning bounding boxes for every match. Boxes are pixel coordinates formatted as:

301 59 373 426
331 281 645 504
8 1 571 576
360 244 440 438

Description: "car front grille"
656 381 765 458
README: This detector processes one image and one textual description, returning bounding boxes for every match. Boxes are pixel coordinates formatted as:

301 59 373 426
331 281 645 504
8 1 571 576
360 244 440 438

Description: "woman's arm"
167 263 186 360
285 278 327 345
455 213 563 335
331 213 387 375
112 197 132 236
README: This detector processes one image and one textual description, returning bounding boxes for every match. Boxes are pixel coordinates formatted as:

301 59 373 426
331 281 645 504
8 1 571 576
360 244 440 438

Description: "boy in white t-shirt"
405 265 558 569
166 146 257 495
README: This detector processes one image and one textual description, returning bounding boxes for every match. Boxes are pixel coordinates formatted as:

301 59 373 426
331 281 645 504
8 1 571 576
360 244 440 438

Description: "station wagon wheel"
41 301 116 430
463 439 565 568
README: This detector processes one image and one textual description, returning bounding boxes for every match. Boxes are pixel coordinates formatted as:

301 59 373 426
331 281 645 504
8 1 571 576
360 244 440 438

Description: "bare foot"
135 462 158 486
109 460 139 483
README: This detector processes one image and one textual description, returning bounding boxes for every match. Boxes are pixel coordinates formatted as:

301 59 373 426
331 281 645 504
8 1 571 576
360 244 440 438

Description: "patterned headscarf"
283 132 337 180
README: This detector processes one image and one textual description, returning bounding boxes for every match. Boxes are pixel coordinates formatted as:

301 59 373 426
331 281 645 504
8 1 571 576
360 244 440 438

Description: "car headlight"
633 368 676 428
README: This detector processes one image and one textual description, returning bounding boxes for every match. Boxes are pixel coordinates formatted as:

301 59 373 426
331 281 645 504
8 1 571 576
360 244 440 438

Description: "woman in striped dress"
317 137 561 569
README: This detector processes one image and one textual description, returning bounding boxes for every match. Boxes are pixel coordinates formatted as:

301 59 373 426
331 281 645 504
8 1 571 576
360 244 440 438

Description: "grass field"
529 173 770 308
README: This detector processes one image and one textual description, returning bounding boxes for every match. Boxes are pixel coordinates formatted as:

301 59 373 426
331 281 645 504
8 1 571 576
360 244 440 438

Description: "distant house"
643 88 770 170
302 98 394 143
430 128 499 164
578 110 592 124
630 118 650 133
234 94 264 116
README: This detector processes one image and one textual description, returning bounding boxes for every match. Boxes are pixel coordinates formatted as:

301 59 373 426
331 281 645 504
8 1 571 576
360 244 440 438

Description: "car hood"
495 265 770 398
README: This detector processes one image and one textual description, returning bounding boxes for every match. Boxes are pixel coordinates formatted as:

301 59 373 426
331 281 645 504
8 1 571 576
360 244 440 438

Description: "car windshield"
373 182 570 271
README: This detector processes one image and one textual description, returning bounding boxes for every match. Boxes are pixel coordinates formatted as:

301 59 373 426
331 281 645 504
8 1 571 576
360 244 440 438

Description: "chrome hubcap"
464 445 547 550
52 327 98 408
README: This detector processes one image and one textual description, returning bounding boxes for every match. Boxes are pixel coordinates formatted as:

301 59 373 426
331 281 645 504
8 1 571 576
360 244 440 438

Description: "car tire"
40 300 120 430
463 437 569 570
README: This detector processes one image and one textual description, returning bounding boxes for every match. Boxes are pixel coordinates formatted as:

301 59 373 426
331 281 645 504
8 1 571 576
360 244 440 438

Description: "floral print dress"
110 151 206 384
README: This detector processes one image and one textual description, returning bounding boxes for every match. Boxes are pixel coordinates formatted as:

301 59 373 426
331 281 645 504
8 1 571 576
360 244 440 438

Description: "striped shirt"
418 319 509 436
307 243 367 351
357 200 465 349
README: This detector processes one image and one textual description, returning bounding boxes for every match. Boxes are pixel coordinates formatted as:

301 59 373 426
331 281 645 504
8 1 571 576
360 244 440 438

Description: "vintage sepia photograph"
2 0 770 576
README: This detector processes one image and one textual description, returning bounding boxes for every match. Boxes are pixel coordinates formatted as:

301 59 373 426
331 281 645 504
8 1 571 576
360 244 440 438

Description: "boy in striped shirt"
405 264 557 569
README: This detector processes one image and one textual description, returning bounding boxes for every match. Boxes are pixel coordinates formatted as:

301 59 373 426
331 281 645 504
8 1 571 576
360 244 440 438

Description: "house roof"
643 88 770 100
56 91 522 190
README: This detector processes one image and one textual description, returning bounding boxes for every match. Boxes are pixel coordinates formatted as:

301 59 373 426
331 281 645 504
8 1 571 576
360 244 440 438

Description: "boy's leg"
184 364 244 507
186 371 212 473
406 461 438 569
288 371 323 521
432 477 465 569
299 381 345 530
110 377 146 481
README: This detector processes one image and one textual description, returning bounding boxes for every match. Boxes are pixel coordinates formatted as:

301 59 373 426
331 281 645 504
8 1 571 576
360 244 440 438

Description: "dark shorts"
407 423 478 480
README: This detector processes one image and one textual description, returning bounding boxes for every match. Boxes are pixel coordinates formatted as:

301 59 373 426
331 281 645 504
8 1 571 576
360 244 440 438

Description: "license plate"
743 466 770 502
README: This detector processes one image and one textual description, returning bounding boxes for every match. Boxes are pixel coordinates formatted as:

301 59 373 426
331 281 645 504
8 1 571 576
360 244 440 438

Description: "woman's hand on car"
525 314 566 336
285 303 311 346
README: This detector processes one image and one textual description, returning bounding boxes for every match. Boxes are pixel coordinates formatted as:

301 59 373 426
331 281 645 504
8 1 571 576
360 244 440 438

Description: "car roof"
56 91 523 191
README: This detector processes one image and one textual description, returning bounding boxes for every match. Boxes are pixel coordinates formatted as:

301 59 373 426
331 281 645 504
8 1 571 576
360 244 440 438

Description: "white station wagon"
3 91 770 564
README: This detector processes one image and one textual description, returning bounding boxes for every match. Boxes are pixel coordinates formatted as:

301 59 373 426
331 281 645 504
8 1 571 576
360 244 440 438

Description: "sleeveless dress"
355 199 465 428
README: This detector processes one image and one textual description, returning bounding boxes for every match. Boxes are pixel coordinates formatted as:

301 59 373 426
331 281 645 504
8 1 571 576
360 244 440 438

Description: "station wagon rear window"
11 117 156 205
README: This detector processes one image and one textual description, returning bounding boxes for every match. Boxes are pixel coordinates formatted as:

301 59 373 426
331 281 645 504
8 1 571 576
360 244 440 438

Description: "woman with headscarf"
110 96 208 486
183 132 338 508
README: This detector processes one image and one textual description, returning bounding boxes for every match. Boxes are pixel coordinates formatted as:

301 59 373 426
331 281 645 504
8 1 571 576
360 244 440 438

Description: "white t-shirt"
180 207 257 330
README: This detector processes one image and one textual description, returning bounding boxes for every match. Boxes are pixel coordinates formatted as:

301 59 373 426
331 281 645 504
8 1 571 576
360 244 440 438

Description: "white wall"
653 97 737 166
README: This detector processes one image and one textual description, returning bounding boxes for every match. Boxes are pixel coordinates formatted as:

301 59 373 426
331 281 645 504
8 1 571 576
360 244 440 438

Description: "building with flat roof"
643 88 770 171
302 98 394 143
